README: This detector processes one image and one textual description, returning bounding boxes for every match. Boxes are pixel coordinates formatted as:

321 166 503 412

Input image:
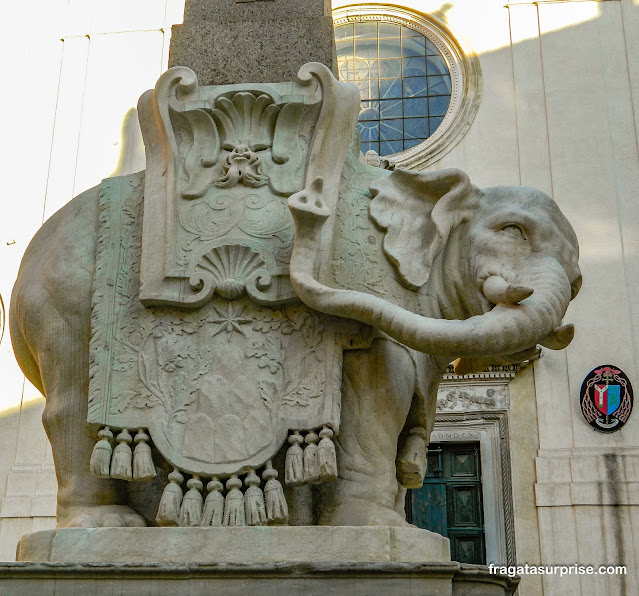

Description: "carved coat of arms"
580 365 633 433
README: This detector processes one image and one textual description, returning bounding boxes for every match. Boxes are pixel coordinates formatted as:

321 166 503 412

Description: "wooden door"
406 442 486 564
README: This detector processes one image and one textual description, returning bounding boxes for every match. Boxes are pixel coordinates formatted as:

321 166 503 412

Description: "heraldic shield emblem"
580 365 633 433
85 63 375 526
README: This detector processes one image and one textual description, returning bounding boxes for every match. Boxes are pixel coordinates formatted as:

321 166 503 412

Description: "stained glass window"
336 21 452 157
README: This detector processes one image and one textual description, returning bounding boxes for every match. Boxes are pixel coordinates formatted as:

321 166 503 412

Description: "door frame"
429 411 515 566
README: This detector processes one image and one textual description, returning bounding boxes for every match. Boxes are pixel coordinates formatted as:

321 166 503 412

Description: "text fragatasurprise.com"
489 564 627 578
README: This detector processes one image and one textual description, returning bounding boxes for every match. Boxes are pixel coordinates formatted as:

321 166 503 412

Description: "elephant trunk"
287 182 572 358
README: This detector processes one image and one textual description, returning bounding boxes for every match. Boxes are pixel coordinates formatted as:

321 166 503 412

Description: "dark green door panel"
406 442 486 565
449 483 481 527
450 534 486 565
411 482 447 535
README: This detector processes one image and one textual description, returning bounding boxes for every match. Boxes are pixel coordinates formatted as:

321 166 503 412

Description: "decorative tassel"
303 429 320 483
318 426 338 482
132 429 156 481
179 476 204 526
244 468 267 526
156 468 184 526
263 460 288 525
90 427 113 478
110 428 133 480
396 427 428 489
285 430 305 486
223 475 246 526
201 477 225 526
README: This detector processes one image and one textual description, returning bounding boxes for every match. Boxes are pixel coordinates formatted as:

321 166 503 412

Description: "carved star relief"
210 303 253 338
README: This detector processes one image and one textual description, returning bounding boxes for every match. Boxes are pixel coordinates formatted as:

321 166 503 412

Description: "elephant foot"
317 501 415 528
58 504 147 528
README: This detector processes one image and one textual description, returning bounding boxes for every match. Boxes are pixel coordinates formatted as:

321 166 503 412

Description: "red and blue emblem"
581 365 633 433
594 383 620 415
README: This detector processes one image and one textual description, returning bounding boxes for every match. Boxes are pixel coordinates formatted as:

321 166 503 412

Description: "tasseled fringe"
318 426 338 482
396 427 428 489
110 428 133 480
244 468 267 526
303 430 320 484
90 427 113 478
285 430 304 486
132 429 156 481
223 475 245 526
201 478 225 526
91 427 156 481
263 461 288 525
156 468 184 526
179 476 204 526
153 462 292 527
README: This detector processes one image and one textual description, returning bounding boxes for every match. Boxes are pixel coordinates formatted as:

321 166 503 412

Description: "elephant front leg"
316 338 416 527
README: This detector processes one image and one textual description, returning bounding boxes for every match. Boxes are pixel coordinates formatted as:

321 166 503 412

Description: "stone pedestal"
7 527 519 595
17 526 450 564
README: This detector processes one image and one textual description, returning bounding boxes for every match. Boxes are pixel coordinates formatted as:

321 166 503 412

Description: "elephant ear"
369 168 478 290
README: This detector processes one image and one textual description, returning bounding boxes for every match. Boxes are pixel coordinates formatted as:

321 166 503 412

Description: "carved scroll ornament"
137 63 360 308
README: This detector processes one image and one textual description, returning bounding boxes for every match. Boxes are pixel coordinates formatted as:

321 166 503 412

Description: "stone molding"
435 362 530 413
0 561 520 595
535 481 639 507
431 412 516 567
429 363 526 565
436 384 509 413
535 449 639 506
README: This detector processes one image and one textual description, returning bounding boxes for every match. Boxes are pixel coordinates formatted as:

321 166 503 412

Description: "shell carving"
191 244 269 300
212 92 280 151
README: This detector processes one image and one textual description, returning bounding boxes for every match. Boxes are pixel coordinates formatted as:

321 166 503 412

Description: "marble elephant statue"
284 164 582 525
9 157 581 528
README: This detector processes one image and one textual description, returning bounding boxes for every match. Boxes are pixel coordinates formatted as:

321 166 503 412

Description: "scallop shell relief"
190 244 269 301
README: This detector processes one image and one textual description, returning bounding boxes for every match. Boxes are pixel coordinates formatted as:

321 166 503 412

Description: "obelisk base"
168 0 337 85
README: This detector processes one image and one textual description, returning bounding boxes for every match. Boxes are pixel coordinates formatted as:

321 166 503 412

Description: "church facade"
0 2 638 594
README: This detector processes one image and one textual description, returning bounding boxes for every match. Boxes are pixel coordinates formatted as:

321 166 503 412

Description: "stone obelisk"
168 0 337 85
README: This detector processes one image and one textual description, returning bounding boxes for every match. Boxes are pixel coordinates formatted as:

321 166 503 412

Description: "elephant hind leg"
41 380 146 527
10 185 145 527
17 289 146 528
37 332 146 528
9 293 44 395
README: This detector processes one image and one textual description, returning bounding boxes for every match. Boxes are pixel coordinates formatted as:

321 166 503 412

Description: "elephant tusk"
482 275 534 305
538 323 575 350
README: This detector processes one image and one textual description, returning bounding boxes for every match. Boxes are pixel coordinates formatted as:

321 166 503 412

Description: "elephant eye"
499 224 526 240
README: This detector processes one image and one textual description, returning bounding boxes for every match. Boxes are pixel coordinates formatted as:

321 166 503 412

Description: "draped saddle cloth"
86 63 412 487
